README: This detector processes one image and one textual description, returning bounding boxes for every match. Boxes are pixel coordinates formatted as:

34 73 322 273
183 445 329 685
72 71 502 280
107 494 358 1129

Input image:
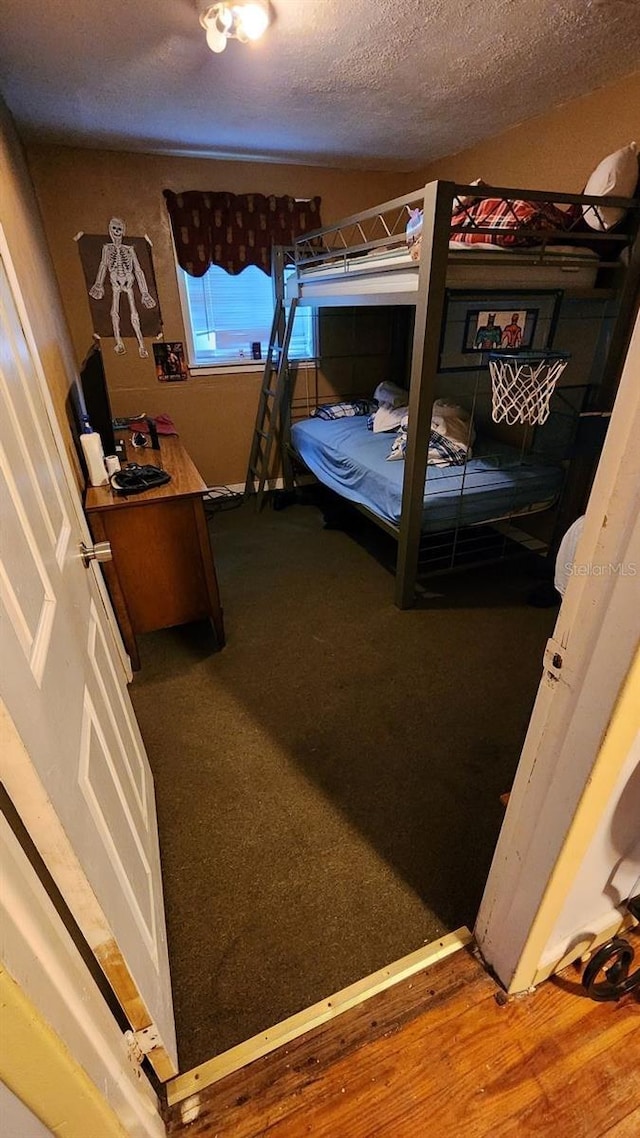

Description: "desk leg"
87 513 141 671
194 501 226 649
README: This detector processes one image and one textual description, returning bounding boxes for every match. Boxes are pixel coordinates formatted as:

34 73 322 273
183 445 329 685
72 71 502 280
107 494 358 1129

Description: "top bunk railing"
292 181 640 272
294 188 424 266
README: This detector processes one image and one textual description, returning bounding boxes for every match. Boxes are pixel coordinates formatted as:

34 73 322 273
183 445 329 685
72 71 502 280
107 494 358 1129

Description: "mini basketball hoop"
488 351 570 426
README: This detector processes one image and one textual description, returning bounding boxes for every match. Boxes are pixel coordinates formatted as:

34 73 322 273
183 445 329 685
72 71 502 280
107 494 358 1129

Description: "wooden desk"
85 436 225 670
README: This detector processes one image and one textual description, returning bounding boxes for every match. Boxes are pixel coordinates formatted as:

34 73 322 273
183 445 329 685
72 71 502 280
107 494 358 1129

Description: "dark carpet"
130 495 556 1071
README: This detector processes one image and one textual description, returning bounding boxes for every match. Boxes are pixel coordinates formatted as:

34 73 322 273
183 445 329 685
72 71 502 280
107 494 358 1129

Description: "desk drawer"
91 499 213 633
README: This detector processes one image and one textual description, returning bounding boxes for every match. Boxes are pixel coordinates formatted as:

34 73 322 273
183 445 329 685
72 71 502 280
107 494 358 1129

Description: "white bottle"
80 416 108 486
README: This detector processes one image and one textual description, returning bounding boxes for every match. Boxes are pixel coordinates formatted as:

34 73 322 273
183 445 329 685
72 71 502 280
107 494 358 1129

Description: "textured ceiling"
0 0 638 169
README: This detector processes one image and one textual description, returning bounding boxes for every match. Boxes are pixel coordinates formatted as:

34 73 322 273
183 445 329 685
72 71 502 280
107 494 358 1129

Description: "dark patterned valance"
163 190 322 277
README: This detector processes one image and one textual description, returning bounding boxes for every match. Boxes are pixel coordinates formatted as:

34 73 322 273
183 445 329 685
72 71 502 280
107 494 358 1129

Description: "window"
179 263 315 368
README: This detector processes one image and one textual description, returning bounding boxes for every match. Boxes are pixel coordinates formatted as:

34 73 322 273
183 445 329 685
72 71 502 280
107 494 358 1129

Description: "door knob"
80 540 113 566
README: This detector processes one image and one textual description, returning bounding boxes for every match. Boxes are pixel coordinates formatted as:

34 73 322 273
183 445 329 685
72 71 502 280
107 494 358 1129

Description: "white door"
476 312 640 992
0 231 177 1079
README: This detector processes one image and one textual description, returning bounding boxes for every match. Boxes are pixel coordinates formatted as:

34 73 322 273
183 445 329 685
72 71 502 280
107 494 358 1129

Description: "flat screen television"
79 343 116 456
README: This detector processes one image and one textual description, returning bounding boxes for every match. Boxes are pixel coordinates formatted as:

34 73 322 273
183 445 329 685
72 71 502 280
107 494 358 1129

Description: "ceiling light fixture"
198 1 270 53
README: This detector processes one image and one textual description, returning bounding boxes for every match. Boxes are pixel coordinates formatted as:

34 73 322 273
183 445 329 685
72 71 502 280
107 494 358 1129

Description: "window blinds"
183 264 314 365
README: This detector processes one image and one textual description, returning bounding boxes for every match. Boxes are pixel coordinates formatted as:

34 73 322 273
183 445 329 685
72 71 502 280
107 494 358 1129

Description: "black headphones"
110 463 172 495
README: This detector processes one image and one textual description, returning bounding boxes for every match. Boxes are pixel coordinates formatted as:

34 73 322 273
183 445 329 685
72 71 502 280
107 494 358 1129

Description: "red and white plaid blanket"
449 196 577 247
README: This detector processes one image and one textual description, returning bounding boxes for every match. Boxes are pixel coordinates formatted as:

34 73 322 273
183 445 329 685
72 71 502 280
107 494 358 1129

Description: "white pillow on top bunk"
454 178 486 207
582 142 638 231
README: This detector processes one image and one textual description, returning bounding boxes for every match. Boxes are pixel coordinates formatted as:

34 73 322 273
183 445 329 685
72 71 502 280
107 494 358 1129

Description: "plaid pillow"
450 197 575 247
311 400 374 420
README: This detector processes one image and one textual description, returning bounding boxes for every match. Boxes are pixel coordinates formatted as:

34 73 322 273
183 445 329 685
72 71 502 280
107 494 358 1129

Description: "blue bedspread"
291 417 562 532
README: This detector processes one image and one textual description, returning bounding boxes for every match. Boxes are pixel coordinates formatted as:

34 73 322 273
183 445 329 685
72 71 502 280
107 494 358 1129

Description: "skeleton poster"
77 219 162 358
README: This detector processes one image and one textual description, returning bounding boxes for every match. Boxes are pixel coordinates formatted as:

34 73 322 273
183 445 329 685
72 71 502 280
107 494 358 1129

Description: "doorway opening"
130 494 558 1071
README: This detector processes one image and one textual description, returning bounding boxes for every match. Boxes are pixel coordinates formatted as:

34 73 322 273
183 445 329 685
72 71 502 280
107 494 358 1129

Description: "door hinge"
125 1024 161 1070
543 636 565 684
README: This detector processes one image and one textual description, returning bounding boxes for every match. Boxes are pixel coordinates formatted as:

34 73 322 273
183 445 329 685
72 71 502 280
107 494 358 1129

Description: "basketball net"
488 353 570 426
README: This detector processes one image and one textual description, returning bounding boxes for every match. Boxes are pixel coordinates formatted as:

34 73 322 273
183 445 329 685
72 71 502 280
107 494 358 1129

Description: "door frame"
0 803 165 1138
476 310 640 991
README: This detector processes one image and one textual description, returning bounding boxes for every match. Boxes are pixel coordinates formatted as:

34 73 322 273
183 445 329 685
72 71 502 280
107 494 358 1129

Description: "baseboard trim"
167 926 473 1106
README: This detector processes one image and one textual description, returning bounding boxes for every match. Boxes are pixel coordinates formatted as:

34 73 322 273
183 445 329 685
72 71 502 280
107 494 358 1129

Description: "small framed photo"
153 341 188 382
439 290 562 372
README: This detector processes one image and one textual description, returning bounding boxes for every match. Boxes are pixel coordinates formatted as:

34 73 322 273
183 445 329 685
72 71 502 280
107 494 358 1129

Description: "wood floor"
166 937 640 1137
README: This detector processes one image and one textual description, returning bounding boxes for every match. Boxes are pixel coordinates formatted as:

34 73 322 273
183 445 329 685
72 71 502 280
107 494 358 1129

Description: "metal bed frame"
276 180 640 608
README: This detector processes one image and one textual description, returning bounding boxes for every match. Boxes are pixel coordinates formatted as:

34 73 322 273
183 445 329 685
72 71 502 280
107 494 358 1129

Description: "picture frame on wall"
438 289 562 372
153 340 188 382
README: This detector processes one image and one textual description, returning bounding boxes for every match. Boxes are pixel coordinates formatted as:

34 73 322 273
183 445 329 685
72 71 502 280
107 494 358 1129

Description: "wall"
416 71 640 190
26 146 409 485
0 100 84 488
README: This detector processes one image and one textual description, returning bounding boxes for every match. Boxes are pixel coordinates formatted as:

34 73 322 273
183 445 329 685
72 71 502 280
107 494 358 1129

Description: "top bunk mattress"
290 416 563 533
286 243 600 301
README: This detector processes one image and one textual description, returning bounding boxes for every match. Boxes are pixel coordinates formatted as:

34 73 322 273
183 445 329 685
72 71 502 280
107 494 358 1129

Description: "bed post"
395 180 455 608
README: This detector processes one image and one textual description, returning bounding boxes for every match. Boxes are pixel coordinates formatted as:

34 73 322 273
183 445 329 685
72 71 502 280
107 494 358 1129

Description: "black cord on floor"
203 486 245 513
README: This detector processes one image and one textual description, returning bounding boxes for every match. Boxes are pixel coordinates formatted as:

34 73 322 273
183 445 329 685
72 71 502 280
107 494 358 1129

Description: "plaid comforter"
428 429 468 466
387 426 469 466
449 196 575 247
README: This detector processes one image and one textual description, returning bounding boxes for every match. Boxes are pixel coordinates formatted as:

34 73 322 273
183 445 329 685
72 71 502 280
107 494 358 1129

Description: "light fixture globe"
238 2 269 40
198 0 271 54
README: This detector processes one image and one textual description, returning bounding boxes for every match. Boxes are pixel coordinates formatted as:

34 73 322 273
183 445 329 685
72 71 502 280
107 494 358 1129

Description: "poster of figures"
153 341 188 382
438 291 561 372
466 309 535 352
77 219 162 358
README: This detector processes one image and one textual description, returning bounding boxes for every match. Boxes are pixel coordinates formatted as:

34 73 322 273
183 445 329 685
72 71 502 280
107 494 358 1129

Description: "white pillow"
372 380 409 433
583 142 638 231
373 380 408 408
372 404 408 433
455 178 486 207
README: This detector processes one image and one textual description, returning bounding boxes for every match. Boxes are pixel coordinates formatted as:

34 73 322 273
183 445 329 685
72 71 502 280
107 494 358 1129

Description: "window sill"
188 358 318 377
188 362 265 376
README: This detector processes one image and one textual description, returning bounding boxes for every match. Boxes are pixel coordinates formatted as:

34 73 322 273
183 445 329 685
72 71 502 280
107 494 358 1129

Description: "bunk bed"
274 179 640 607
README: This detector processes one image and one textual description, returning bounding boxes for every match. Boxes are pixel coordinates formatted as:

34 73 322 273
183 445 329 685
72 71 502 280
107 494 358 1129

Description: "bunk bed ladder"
245 296 298 509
